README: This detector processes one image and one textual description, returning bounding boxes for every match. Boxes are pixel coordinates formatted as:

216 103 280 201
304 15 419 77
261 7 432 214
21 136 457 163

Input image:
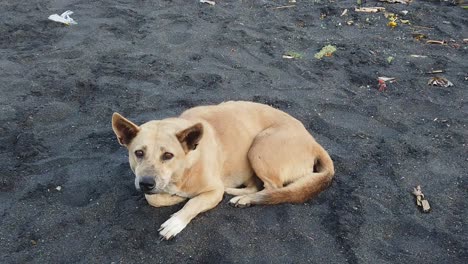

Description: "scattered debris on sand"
427 70 444 74
379 0 412 4
48 10 77 25
412 185 431 213
283 51 303 59
377 77 396 91
200 0 216 6
412 33 428 41
427 40 447 45
314 45 337 59
387 56 394 64
410 54 428 58
355 7 385 13
427 76 453 87
272 5 296 10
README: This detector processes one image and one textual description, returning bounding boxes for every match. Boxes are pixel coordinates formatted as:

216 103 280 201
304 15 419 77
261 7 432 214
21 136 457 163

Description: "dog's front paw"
158 215 188 240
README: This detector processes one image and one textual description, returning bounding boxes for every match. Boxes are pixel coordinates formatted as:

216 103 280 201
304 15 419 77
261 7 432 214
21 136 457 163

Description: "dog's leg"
159 189 223 240
145 193 187 208
225 186 258 196
225 177 259 196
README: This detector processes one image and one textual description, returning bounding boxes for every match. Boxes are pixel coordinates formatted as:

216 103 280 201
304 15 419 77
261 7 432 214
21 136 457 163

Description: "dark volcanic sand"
1 0 467 263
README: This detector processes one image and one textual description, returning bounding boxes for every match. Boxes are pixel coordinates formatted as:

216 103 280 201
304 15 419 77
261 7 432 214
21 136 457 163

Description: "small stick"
427 70 444 74
272 5 296 10
412 25 434 30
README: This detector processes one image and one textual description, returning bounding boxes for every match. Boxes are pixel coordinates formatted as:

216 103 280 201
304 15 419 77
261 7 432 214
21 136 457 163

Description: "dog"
112 101 334 240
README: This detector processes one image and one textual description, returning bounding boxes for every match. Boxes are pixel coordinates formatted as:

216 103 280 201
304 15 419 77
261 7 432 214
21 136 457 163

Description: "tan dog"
112 101 334 240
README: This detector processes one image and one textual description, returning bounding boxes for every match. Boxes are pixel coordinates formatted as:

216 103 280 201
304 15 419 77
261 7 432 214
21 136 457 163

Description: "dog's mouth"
142 188 160 195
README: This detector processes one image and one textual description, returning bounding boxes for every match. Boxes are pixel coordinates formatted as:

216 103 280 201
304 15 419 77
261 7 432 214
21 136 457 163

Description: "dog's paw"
158 215 188 240
228 195 252 208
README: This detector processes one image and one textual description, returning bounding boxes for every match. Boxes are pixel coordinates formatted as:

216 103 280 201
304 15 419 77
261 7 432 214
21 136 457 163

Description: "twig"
411 25 434 30
272 5 296 10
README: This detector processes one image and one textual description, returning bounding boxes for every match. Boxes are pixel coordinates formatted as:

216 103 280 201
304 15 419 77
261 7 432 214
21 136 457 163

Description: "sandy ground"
1 0 467 263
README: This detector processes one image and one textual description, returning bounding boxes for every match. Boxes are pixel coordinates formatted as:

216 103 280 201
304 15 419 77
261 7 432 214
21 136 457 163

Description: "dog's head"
112 113 203 194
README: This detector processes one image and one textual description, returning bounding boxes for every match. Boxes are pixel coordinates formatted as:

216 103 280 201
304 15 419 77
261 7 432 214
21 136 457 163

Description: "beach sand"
0 0 466 263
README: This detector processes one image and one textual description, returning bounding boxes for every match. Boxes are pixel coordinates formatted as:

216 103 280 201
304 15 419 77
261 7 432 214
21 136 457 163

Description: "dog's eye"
162 152 174 161
134 150 144 158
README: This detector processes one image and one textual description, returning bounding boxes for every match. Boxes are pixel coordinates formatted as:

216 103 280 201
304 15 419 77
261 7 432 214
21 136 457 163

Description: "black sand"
1 0 467 263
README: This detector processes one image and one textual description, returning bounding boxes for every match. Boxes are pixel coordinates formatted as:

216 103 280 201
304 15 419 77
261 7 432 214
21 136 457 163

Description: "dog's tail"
257 147 334 205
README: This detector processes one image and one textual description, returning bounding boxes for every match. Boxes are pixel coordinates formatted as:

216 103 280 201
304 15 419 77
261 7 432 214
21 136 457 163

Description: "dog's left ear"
176 123 203 153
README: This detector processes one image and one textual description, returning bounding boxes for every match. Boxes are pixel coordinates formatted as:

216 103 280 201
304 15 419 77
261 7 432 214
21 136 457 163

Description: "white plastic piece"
200 0 216 5
48 10 77 25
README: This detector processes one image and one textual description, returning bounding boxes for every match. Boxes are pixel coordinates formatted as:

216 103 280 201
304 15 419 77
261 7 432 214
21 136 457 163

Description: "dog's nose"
139 176 155 192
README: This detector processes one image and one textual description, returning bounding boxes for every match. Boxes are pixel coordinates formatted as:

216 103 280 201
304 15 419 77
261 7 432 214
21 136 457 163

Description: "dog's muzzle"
139 176 156 193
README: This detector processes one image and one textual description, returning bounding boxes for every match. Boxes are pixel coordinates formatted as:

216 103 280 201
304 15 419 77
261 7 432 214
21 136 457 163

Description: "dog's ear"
176 123 203 153
112 113 140 146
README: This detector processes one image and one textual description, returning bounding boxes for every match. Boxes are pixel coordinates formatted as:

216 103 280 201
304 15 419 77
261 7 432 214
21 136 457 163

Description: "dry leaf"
384 12 396 19
412 33 427 41
388 21 397 28
314 45 337 59
341 9 348 16
428 76 453 87
283 51 303 59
